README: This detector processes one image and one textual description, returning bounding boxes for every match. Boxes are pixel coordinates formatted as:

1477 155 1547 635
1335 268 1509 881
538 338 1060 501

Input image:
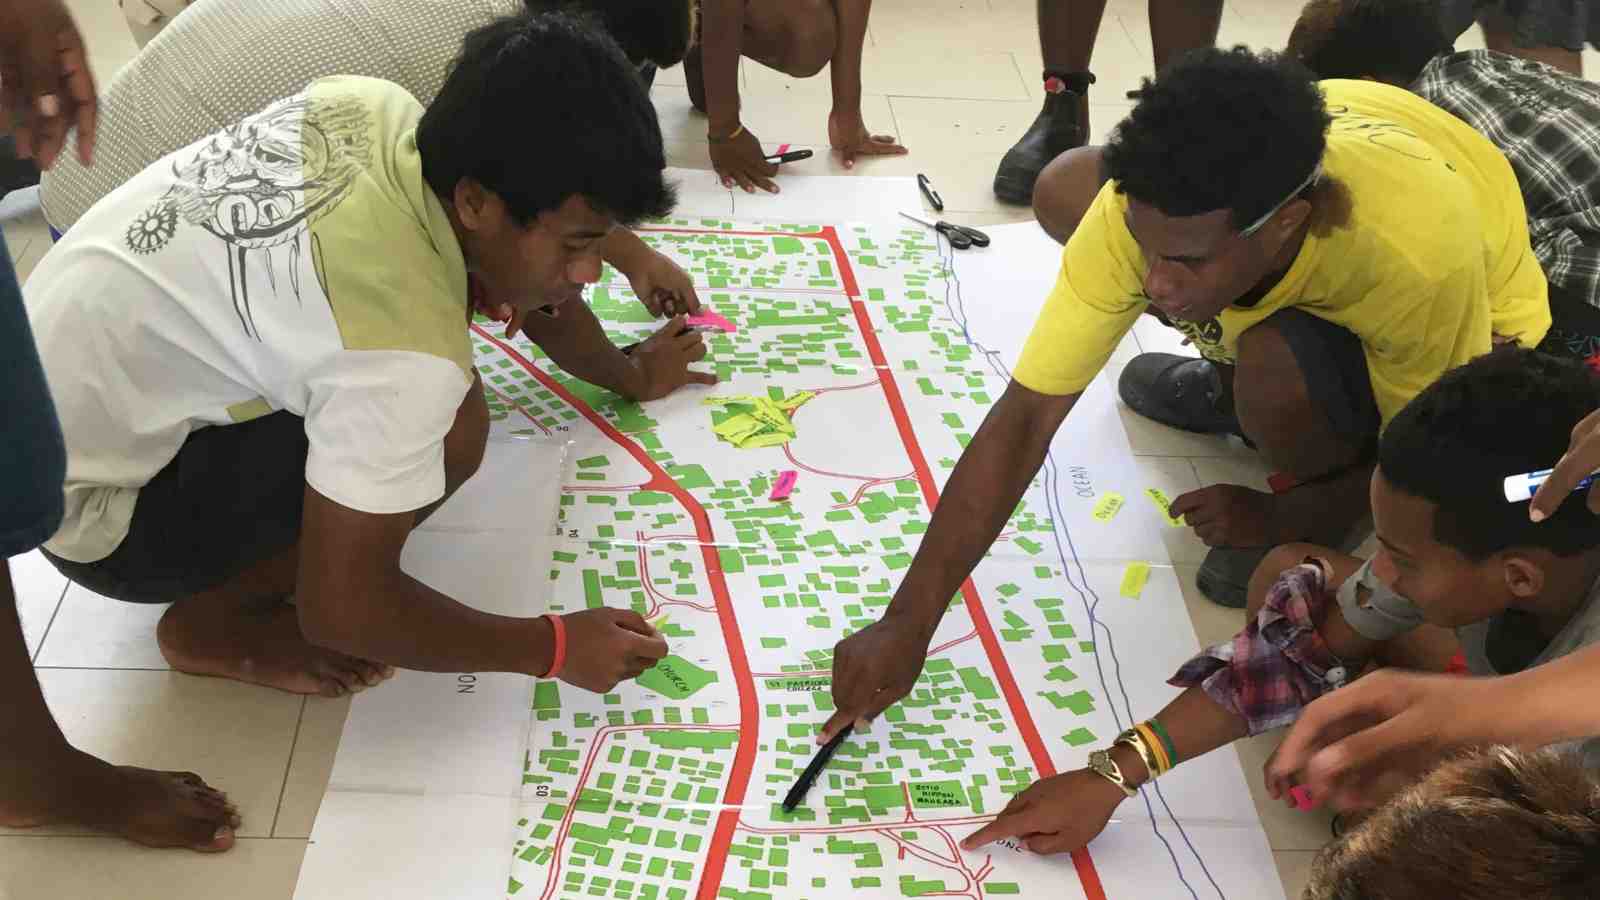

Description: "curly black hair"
419 11 675 226
524 0 696 68
1288 0 1453 85
1380 348 1600 561
1102 46 1330 230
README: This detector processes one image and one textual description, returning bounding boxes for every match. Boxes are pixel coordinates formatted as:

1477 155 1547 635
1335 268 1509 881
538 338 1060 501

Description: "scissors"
899 211 991 250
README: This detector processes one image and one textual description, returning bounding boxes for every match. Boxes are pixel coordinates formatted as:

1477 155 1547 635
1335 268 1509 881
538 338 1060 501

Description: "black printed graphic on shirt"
124 93 373 340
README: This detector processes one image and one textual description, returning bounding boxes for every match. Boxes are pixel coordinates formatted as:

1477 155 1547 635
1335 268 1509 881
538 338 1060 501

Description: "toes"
194 822 235 853
353 659 387 687
173 771 207 789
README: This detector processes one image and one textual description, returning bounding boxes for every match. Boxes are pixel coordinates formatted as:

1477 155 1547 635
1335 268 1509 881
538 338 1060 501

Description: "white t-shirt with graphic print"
27 76 473 563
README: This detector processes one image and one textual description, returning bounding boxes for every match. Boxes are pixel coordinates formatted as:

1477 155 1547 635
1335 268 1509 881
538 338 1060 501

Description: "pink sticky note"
1290 786 1318 811
688 309 737 333
769 470 798 501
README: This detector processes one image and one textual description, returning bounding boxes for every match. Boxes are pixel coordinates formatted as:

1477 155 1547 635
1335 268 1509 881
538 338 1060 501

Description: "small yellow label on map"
1120 562 1152 599
1091 492 1125 523
1145 488 1184 526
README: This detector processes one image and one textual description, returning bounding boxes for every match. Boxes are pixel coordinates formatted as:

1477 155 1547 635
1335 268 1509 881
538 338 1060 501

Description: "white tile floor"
8 2 1600 898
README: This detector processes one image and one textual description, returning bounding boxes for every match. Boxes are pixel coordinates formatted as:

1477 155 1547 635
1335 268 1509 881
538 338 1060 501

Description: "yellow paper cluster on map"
705 391 817 449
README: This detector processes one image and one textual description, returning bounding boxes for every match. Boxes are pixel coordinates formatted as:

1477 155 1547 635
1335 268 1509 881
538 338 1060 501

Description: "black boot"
0 136 40 199
1117 353 1247 438
993 71 1094 205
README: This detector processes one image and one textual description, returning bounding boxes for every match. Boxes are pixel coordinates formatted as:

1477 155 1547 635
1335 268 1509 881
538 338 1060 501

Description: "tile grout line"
269 696 309 837
29 581 72 664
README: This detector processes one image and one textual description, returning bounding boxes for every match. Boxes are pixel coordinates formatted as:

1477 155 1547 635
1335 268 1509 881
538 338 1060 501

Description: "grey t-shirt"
1338 559 1600 768
41 0 522 230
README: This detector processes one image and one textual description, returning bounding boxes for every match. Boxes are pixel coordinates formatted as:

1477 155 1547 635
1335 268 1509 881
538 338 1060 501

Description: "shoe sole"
993 171 1034 206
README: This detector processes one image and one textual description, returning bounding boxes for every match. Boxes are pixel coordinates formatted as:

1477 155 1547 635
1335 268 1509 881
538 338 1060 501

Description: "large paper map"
296 214 1284 900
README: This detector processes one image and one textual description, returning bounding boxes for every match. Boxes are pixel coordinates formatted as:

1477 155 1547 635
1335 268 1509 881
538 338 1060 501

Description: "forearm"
1272 464 1373 546
1497 647 1600 746
699 0 745 131
600 229 652 276
522 300 646 400
828 0 871 112
885 387 1075 631
1118 687 1251 786
302 572 555 676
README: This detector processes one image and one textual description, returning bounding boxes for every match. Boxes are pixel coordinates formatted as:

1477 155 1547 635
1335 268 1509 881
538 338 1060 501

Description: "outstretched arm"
826 0 906 168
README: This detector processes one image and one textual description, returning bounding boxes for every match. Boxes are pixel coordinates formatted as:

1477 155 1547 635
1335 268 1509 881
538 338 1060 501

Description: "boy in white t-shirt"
26 12 705 704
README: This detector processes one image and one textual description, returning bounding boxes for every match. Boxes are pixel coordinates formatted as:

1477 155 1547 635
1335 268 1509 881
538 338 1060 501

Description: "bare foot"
1 745 239 851
157 595 395 697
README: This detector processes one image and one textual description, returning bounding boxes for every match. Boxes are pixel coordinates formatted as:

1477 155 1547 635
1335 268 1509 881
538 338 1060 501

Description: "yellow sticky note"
1120 562 1152 599
1145 488 1184 526
1091 492 1125 523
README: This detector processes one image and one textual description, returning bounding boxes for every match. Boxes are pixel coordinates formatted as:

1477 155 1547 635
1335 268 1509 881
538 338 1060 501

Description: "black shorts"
1257 307 1381 450
1537 281 1600 362
43 411 308 604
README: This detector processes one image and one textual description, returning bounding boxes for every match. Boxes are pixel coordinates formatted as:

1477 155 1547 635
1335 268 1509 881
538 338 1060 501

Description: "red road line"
488 223 1109 898
816 226 1110 900
469 326 760 900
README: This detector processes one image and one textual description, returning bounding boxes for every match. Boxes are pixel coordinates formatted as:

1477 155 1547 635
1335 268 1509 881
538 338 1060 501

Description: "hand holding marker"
1518 409 1600 521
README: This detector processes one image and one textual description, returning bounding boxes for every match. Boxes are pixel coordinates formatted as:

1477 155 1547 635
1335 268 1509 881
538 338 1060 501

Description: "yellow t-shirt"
1012 79 1549 426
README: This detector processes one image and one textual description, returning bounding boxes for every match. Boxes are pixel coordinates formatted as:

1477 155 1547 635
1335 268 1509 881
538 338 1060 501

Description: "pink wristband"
542 614 567 679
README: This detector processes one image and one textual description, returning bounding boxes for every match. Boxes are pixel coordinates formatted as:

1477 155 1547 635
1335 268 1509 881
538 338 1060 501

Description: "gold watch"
1087 749 1138 798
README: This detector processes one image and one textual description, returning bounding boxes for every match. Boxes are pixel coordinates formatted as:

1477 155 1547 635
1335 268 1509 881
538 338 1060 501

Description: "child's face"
1369 468 1516 627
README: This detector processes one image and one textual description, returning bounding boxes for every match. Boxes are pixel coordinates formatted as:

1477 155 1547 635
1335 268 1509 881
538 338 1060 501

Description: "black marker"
764 149 814 165
917 173 944 212
782 725 853 812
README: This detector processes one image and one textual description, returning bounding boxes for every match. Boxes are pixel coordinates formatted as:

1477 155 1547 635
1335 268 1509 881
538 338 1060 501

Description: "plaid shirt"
1414 50 1600 308
1170 560 1350 736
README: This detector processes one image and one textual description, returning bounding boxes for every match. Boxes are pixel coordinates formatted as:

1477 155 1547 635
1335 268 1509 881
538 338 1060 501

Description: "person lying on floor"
962 348 1600 855
24 13 711 705
1288 0 1600 361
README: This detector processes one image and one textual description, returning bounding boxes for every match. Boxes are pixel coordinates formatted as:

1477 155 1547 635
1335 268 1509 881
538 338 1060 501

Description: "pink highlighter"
1290 785 1318 811
769 470 798 501
687 309 737 333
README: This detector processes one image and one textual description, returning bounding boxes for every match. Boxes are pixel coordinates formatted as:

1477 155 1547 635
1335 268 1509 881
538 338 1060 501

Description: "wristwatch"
1087 749 1138 798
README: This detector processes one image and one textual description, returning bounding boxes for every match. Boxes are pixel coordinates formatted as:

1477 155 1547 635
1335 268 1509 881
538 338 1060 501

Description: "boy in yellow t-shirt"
820 47 1552 745
1021 47 1547 609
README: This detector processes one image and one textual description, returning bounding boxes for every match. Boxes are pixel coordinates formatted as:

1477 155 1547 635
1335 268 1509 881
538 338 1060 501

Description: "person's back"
1317 78 1550 346
29 74 474 563
1291 0 1600 315
41 0 522 230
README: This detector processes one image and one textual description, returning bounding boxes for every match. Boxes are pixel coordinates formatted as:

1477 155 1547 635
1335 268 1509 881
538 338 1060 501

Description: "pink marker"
769 470 798 501
1290 786 1318 811
687 309 737 333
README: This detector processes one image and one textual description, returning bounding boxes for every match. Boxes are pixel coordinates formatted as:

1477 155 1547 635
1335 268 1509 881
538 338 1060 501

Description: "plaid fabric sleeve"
1169 560 1351 736
1414 51 1600 307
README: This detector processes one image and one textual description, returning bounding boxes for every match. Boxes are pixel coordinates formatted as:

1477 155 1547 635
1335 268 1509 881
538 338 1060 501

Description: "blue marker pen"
1502 468 1598 503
